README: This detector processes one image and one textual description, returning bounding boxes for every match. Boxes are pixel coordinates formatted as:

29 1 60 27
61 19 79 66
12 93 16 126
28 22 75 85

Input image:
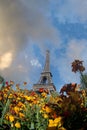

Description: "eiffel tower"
33 50 56 93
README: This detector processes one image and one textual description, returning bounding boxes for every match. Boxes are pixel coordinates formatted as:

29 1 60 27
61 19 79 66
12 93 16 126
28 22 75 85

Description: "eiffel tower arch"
33 50 56 93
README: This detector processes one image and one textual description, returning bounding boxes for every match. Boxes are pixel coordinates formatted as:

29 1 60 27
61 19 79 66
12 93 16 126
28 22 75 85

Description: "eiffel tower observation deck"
33 50 56 93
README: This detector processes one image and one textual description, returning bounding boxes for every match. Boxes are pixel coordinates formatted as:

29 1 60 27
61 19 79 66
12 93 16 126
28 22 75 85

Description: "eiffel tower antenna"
43 50 50 72
33 50 56 93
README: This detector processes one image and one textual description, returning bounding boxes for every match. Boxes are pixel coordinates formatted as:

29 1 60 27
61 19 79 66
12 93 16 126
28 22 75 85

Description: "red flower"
6 81 8 86
71 60 85 73
30 91 36 96
39 88 44 93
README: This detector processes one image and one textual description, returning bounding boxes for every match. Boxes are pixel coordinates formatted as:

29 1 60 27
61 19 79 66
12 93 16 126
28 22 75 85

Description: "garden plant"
0 60 87 130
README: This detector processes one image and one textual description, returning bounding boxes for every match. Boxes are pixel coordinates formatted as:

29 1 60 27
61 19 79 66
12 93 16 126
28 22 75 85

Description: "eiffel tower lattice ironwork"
33 50 56 93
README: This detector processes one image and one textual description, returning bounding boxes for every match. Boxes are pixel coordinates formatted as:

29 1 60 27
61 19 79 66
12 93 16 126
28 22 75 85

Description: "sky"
0 0 87 91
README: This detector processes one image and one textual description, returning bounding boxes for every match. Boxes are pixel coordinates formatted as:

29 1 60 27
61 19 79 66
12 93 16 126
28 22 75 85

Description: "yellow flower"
54 117 62 124
43 113 48 118
4 93 7 98
48 117 62 128
54 117 63 128
29 103 32 106
48 119 58 127
40 110 43 113
14 106 20 114
48 119 54 127
82 90 86 97
25 96 32 101
17 97 21 100
15 122 21 128
45 106 52 113
8 94 13 98
58 127 66 130
5 114 9 120
9 115 15 122
19 112 25 118
17 101 25 108
41 92 47 97
41 105 46 111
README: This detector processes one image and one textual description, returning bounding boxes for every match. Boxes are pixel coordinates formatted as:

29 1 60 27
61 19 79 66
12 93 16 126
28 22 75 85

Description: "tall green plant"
80 73 87 89
22 104 48 130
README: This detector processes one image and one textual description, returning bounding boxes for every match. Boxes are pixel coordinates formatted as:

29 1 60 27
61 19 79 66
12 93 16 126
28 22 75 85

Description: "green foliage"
0 59 87 130
0 75 5 90
22 104 48 130
50 91 59 98
0 76 4 83
80 72 87 89
63 110 87 129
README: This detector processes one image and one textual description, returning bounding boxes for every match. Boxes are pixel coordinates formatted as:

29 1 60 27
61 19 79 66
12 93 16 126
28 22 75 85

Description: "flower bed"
0 83 87 130
0 60 87 130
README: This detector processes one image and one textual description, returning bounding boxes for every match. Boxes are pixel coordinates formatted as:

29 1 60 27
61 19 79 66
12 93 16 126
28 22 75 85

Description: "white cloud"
30 59 42 68
66 39 87 60
0 0 60 56
0 0 60 84
0 52 13 70
17 65 27 72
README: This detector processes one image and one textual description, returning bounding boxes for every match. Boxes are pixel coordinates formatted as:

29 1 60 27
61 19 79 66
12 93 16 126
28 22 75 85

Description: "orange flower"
45 106 52 113
0 96 2 100
19 112 25 118
17 101 25 108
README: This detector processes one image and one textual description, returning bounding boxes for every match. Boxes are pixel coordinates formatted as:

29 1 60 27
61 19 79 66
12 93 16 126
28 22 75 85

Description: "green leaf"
0 99 10 125
30 122 34 129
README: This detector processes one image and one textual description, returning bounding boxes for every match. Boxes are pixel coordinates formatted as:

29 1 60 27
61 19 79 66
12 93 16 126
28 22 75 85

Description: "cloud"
53 39 87 84
0 52 13 70
66 39 87 60
0 0 60 56
30 59 42 68
0 0 60 84
1 0 87 91
54 0 87 23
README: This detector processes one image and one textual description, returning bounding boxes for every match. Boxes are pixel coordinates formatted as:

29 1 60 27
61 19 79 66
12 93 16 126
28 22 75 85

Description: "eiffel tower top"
43 50 50 72
33 50 56 93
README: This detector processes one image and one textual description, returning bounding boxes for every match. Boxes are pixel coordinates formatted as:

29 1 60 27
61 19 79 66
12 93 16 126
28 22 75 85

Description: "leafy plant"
71 59 87 89
0 59 87 130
